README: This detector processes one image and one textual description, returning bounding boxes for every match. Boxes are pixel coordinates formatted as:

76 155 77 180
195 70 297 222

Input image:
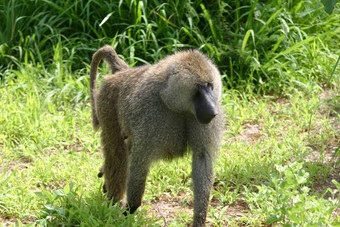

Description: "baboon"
90 45 224 226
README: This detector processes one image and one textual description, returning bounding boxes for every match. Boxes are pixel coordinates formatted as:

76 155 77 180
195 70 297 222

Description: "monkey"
90 45 224 226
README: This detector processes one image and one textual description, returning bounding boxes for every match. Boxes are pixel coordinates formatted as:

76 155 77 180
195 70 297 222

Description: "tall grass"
1 0 339 92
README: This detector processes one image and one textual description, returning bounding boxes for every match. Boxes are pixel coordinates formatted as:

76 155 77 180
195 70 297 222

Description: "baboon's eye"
196 83 213 91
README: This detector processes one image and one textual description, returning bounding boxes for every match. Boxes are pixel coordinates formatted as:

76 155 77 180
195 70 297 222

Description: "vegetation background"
0 0 339 226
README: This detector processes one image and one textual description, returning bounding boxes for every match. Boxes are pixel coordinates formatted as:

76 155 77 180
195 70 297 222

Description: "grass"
0 57 339 225
0 0 340 226
1 0 340 90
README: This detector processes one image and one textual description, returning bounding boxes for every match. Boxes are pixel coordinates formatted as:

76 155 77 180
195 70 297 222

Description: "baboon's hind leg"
101 121 128 203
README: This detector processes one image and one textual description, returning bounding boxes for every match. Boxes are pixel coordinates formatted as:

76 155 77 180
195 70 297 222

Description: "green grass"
1 0 340 91
0 57 339 225
0 0 340 226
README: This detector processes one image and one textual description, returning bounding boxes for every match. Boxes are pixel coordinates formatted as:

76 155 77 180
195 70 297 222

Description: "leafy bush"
244 162 340 226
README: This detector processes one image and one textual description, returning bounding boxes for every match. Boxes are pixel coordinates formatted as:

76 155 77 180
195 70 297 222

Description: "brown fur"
90 45 128 129
90 45 224 226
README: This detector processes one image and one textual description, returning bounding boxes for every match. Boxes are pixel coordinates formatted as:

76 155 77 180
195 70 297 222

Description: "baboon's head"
160 50 221 124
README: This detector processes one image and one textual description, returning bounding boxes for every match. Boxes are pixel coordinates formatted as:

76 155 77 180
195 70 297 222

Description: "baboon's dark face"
194 83 217 124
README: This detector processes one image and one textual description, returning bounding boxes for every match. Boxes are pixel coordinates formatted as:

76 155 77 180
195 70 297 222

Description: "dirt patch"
219 200 248 217
238 123 262 145
312 164 340 198
0 217 37 226
227 122 263 146
145 192 249 226
304 91 339 197
0 161 29 174
146 193 192 226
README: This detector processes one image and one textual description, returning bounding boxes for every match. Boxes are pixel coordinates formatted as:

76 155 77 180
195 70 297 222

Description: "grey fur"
90 45 224 226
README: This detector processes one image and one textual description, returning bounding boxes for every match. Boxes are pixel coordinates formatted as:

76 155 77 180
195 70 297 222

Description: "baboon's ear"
194 84 217 124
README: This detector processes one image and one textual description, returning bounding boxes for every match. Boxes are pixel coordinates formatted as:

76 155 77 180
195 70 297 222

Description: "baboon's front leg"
126 148 152 214
192 151 213 227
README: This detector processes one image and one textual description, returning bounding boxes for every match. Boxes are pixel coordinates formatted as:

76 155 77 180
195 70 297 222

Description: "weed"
244 162 339 225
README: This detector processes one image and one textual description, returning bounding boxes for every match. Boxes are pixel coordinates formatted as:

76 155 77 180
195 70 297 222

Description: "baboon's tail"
90 45 129 130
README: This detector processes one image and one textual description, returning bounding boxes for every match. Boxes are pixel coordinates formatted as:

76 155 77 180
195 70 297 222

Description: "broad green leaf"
64 182 73 194
321 0 338 14
35 191 47 199
266 214 282 224
288 213 302 223
44 204 57 211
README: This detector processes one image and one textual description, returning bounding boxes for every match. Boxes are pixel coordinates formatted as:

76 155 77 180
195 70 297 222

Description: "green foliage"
321 0 339 13
244 162 339 225
0 0 339 226
1 0 339 93
34 183 153 226
0 61 338 224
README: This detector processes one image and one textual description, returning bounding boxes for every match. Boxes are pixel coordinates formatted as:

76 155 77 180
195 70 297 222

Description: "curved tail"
90 45 129 130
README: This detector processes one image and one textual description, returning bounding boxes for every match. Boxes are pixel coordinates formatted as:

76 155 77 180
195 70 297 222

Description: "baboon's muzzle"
194 85 218 124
